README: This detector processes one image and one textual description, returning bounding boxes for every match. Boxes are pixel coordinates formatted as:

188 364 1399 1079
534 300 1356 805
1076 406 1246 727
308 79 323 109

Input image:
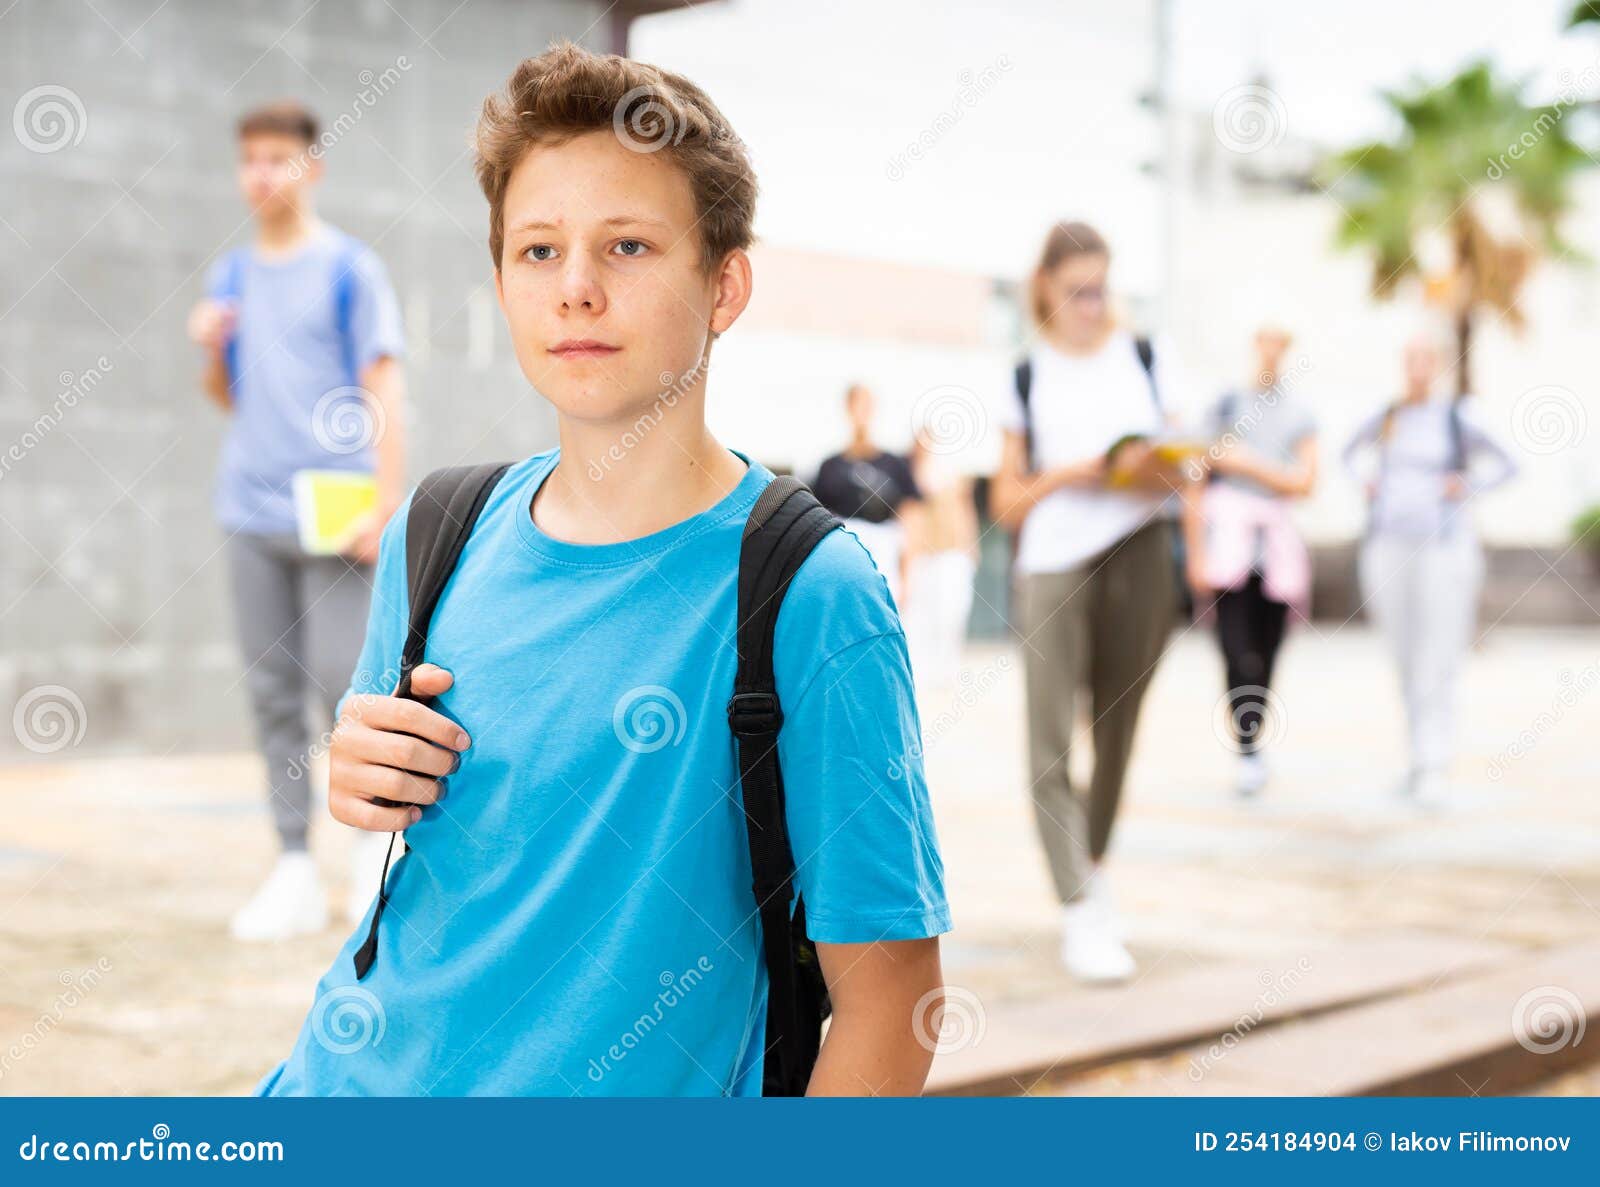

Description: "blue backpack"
213 237 364 388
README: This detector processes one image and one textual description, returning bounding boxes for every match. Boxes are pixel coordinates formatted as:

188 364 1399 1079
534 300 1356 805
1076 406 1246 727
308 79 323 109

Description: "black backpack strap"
354 460 513 980
1134 334 1161 415
1013 359 1034 470
730 475 841 1096
396 462 515 699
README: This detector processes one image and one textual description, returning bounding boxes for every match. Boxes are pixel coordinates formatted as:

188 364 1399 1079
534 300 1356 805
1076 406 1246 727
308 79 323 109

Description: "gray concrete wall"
0 0 605 759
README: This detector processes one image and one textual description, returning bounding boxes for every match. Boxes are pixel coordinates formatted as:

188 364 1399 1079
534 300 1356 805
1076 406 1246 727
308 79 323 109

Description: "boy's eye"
613 239 649 258
524 244 557 262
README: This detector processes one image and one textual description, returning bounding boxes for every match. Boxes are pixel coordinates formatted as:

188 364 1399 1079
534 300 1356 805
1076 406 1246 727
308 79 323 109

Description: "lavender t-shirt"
204 226 404 534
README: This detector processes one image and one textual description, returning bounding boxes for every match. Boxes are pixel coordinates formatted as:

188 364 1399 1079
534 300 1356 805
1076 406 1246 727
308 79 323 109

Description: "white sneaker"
1059 898 1136 984
1236 753 1268 798
1080 868 1125 943
229 852 328 942
346 831 396 924
1403 768 1448 810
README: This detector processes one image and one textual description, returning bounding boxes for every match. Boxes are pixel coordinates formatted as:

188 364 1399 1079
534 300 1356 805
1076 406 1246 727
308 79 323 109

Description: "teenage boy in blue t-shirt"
254 43 950 1097
187 101 407 942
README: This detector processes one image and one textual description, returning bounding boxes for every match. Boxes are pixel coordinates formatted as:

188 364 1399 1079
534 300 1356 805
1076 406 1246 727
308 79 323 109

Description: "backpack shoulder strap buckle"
727 690 782 737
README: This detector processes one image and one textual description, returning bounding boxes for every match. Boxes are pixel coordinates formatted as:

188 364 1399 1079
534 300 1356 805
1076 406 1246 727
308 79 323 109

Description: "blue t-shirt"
204 225 405 534
254 451 951 1096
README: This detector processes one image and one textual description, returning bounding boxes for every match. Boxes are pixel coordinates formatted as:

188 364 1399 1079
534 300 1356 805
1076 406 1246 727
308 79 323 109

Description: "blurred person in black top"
812 383 922 605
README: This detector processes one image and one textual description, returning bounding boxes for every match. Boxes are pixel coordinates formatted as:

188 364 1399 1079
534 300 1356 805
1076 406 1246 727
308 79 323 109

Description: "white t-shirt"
998 331 1191 574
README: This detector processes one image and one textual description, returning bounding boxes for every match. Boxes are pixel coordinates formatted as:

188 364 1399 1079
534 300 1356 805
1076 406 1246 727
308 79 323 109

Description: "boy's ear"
493 265 504 316
708 248 752 337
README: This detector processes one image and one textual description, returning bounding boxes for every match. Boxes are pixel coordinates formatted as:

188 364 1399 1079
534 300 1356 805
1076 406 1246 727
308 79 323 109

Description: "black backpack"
349 463 840 1097
1013 334 1158 470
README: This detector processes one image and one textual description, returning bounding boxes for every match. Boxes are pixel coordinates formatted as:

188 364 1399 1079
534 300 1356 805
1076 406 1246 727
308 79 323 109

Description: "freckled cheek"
634 282 709 351
499 281 550 339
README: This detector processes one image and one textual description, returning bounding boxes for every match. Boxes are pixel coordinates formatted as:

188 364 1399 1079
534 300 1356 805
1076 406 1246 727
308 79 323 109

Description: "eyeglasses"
1065 285 1107 304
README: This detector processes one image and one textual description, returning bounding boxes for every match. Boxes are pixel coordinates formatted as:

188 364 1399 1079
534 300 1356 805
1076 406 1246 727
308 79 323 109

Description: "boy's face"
494 129 747 424
1254 329 1291 376
237 131 318 216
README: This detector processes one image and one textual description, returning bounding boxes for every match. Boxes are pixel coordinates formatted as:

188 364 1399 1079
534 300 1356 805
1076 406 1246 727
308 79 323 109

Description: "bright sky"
632 0 1596 289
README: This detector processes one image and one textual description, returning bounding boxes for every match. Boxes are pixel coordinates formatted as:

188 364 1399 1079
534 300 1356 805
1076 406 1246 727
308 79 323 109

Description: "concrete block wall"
0 0 605 760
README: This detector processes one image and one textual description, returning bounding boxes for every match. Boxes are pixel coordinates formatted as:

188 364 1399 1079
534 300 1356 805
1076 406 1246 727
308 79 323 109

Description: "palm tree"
1321 61 1591 394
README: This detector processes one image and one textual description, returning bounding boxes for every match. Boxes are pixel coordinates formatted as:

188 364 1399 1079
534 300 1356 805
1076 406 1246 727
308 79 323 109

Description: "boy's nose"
558 260 606 314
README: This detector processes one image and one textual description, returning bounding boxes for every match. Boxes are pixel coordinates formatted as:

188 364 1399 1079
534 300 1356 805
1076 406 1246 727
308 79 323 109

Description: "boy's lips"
548 339 621 360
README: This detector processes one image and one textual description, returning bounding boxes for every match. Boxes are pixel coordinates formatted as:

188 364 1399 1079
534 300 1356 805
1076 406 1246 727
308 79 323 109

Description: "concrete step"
1053 940 1600 1096
926 932 1516 1096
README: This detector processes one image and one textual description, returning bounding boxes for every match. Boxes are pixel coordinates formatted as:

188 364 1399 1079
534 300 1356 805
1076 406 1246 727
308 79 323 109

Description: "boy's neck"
254 205 320 256
536 409 748 546
844 431 878 458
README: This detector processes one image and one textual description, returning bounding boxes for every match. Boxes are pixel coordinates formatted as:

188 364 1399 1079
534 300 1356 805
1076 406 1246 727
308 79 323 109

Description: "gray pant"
1017 521 1176 903
1359 529 1483 776
228 532 373 851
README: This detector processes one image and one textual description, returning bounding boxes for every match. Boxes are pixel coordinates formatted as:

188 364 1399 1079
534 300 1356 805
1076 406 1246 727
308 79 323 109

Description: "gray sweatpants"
228 532 374 852
1017 521 1176 903
1359 529 1483 777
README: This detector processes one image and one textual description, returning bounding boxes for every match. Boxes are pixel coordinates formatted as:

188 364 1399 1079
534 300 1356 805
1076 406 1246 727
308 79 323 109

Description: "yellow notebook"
1105 435 1209 488
292 470 377 556
1152 437 1209 464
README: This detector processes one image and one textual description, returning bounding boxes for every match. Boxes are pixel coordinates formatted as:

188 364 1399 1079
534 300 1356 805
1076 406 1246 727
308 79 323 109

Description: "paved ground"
3 624 1598 1095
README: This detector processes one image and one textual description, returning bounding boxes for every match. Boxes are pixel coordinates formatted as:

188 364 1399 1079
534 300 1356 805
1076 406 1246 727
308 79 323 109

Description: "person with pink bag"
1187 327 1318 798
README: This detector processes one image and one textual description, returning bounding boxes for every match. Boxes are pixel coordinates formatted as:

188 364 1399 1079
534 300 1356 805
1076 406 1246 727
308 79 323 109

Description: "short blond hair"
473 41 758 272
